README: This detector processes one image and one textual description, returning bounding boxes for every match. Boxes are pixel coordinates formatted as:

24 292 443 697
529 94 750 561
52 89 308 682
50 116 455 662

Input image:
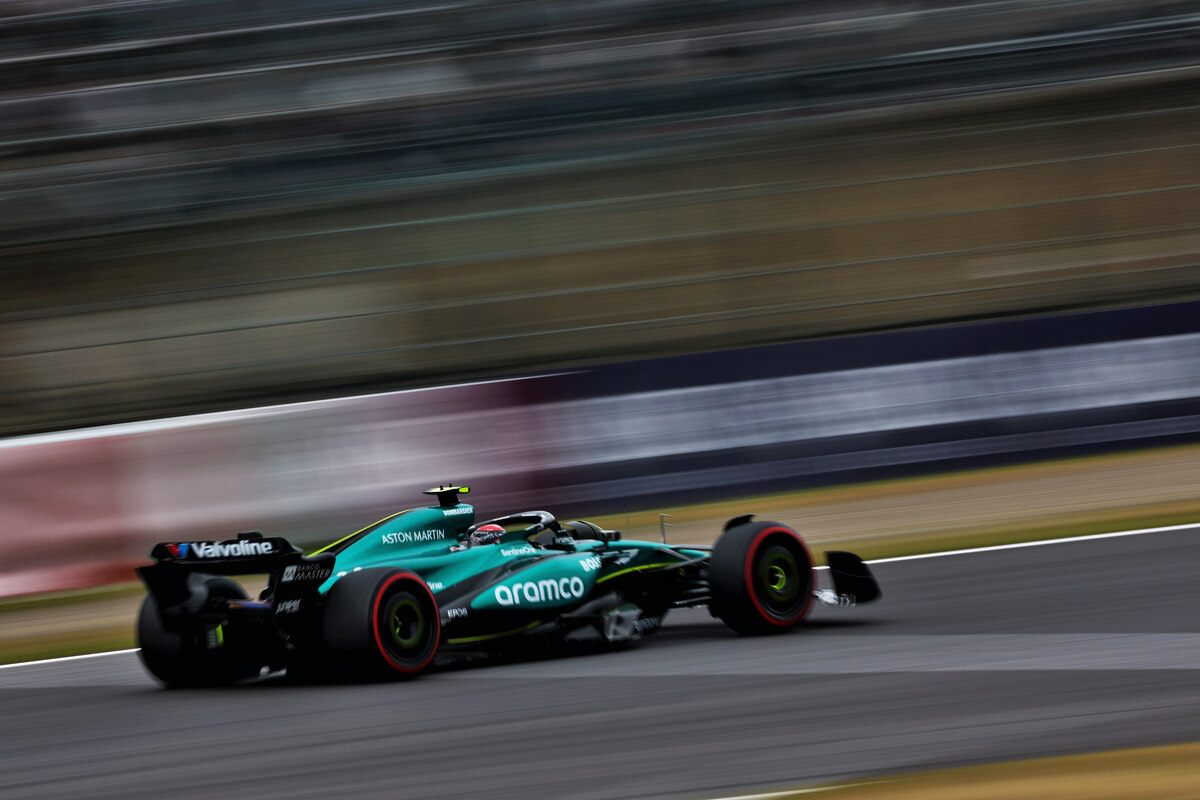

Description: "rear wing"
137 532 333 614
146 532 300 571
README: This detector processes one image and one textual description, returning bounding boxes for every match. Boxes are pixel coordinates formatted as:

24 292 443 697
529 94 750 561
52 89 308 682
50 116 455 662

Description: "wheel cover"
756 546 802 615
766 564 788 592
379 592 428 661
386 594 425 651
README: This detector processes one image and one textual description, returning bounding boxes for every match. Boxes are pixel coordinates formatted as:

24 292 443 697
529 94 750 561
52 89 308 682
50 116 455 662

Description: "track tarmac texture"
2 528 1199 800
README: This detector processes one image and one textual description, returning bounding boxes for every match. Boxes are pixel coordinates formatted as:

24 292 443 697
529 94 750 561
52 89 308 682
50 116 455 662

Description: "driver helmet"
470 523 505 546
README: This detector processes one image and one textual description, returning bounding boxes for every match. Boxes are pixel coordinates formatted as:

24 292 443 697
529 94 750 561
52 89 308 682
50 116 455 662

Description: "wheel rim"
754 545 804 617
766 564 787 592
388 595 424 650
378 591 431 665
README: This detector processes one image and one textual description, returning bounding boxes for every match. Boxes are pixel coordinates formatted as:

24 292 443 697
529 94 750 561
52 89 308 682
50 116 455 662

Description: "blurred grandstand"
2 0 1199 435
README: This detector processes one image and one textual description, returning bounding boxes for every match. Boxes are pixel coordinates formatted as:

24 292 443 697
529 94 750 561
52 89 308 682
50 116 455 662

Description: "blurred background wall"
2 0 1200 594
2 0 1199 435
4 299 1200 595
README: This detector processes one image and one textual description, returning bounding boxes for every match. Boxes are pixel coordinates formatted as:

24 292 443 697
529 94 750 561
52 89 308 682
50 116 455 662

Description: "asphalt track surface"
3 529 1199 800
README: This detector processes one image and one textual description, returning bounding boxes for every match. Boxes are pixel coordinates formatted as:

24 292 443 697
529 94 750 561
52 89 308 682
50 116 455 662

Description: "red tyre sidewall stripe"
743 526 816 627
371 571 440 674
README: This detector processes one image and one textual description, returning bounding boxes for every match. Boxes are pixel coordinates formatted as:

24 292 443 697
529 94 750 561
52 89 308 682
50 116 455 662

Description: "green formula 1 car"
135 485 881 686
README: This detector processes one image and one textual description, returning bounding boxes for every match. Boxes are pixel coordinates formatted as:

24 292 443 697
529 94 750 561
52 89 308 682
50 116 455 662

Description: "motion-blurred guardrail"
3 299 1198 596
5 70 1200 438
2 0 1195 243
4 0 1200 438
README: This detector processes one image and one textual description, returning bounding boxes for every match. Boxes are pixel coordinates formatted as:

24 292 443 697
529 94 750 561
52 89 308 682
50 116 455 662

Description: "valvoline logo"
165 543 190 558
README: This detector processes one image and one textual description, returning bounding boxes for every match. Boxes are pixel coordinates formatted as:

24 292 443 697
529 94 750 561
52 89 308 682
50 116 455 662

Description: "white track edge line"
807 521 1200 571
707 781 886 799
0 648 138 671
864 520 1200 564
4 521 1198 671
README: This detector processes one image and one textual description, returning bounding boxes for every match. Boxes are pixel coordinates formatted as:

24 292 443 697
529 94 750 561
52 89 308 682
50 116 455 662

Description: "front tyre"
323 568 440 680
709 521 815 635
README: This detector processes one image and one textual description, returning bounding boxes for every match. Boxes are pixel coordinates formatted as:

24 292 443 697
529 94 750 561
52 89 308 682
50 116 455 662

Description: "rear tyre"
709 520 815 635
137 576 260 688
322 568 440 680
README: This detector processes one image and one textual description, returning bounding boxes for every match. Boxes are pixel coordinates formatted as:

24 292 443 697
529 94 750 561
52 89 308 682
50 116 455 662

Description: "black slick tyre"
137 576 259 688
709 520 816 635
322 568 440 680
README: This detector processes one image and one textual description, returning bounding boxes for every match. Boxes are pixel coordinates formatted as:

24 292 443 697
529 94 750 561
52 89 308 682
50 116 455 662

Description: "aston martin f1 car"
136 485 881 686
